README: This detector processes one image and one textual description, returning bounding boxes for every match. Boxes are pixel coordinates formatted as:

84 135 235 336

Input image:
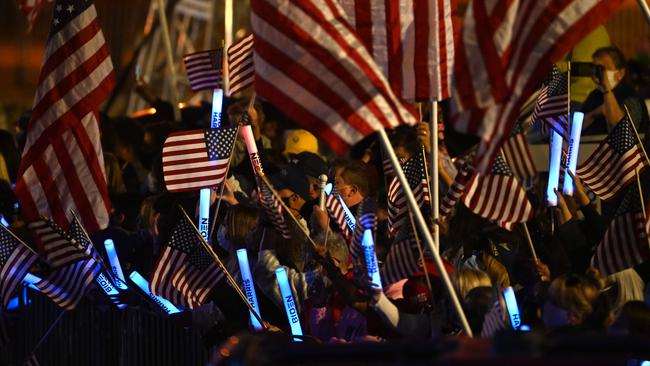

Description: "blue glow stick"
0 214 8 227
103 239 127 290
129 271 182 314
562 112 584 195
23 273 42 291
96 272 127 309
546 130 563 206
6 296 18 310
361 229 382 290
236 249 263 331
275 267 303 341
503 286 521 330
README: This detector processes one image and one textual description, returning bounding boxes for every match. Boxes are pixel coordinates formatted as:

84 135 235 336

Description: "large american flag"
150 219 224 309
576 115 646 201
462 152 533 230
502 123 536 181
451 0 624 174
0 226 39 308
339 0 456 102
531 66 569 140
227 34 255 96
251 0 418 155
29 217 88 268
35 255 101 310
15 0 115 234
440 162 474 219
162 127 238 193
257 176 291 240
183 48 223 92
591 185 649 276
325 185 354 242
387 151 430 235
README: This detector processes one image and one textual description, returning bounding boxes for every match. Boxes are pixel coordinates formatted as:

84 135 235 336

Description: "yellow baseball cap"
283 129 319 156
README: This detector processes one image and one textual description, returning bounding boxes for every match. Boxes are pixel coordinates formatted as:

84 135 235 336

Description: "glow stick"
199 188 211 243
236 249 263 331
275 267 303 341
211 89 223 128
562 112 584 195
362 229 382 290
503 286 521 330
23 273 42 291
546 130 563 206
6 296 18 310
241 125 264 175
129 271 182 314
0 214 8 227
96 272 127 309
103 239 127 290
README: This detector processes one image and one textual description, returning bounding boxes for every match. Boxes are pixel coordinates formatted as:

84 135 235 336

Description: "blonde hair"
482 254 511 290
452 268 492 299
548 269 607 324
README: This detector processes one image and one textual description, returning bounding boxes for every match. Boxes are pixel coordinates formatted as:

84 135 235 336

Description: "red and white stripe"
171 259 223 309
502 133 536 181
251 0 418 155
0 227 39 308
150 246 191 308
325 189 354 242
227 34 255 96
577 144 644 202
15 4 114 234
183 49 223 92
339 0 455 102
29 219 87 268
440 164 474 218
382 236 422 285
591 212 649 276
451 0 624 173
36 258 101 310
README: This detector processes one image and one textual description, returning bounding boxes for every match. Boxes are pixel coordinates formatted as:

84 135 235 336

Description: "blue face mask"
216 224 231 251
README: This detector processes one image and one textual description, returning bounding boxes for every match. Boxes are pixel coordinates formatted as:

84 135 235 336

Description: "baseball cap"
269 165 311 202
283 129 319 156
288 152 327 179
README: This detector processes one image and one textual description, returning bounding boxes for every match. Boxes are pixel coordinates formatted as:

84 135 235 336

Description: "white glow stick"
236 249 263 331
129 271 182 314
546 130 563 206
362 229 382 290
275 267 303 341
241 125 264 176
211 89 223 128
103 239 127 290
96 272 127 309
562 112 584 195
503 286 521 330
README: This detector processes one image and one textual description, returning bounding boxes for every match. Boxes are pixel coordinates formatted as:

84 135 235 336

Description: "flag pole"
406 210 435 308
377 127 473 337
178 206 267 330
224 0 233 94
625 105 650 167
155 0 181 121
430 101 440 253
2 225 38 256
636 0 650 26
521 223 538 262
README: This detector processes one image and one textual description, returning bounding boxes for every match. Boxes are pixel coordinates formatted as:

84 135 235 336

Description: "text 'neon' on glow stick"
503 286 521 330
562 112 584 195
275 267 303 341
236 249 263 331
96 272 127 309
362 229 382 290
103 239 127 290
129 271 182 314
241 125 263 175
546 130 563 206
199 188 211 243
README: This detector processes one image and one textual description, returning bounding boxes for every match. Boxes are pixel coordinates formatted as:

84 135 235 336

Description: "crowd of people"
2 44 650 357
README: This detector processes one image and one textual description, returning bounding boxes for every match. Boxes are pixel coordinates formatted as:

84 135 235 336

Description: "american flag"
35 255 101 310
462 152 533 230
67 214 100 260
450 0 624 174
440 163 474 219
339 0 456 102
150 219 224 309
162 127 238 193
591 185 649 276
251 0 418 155
502 123 537 181
0 226 39 308
381 234 423 286
325 186 354 242
257 176 291 240
387 151 430 235
29 218 88 268
227 34 254 96
531 66 569 140
18 0 53 31
481 300 507 338
577 115 646 201
183 48 223 92
15 0 115 234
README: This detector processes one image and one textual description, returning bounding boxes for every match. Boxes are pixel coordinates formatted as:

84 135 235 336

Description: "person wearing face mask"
581 46 650 136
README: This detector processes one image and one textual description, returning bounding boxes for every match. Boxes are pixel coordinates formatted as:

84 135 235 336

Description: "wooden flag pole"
406 209 435 308
155 0 181 121
179 206 267 330
521 223 538 262
378 127 473 337
637 0 650 26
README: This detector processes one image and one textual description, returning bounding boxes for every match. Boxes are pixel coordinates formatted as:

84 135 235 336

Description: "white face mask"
606 70 620 89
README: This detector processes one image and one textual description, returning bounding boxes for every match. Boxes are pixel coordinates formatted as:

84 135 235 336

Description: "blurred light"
130 108 157 118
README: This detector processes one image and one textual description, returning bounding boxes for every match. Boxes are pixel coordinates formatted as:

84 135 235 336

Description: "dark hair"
390 125 420 157
339 160 373 197
593 46 627 69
